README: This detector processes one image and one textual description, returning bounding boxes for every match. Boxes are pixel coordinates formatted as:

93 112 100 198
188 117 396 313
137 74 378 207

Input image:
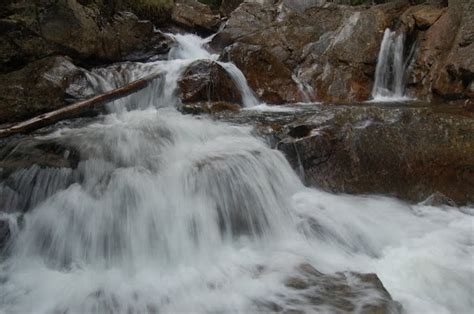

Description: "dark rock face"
0 219 11 250
277 104 474 205
219 0 244 16
0 56 86 124
171 0 221 33
0 0 169 72
178 60 243 104
214 102 474 205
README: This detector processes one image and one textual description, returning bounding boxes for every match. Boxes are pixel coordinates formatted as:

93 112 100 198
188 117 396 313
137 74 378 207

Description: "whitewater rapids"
0 34 472 314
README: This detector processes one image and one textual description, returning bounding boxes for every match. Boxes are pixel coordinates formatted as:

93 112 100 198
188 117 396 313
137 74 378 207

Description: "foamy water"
0 33 472 314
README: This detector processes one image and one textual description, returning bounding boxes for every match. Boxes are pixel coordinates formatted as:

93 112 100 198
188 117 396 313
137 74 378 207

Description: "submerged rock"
258 263 401 313
179 101 241 115
420 191 457 207
0 218 10 250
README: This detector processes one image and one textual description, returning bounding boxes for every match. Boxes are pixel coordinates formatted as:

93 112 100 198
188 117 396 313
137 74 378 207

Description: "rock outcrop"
0 0 170 73
171 0 221 33
277 104 474 205
0 56 86 124
211 0 473 103
215 102 474 205
178 60 243 104
405 0 473 100
211 1 410 103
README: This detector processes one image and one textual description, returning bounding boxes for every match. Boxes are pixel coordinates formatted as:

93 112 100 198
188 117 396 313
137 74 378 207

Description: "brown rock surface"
277 105 474 205
178 60 243 104
220 43 302 104
211 1 409 103
171 0 221 33
0 56 86 124
215 103 474 205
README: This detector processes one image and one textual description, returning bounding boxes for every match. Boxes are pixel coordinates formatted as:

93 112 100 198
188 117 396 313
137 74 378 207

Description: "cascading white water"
371 29 410 101
0 33 473 314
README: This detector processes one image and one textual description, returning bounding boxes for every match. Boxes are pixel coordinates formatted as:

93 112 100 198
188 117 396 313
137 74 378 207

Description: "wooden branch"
0 72 162 139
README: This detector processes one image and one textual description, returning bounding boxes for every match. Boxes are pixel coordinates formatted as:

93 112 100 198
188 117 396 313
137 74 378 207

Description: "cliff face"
211 0 472 103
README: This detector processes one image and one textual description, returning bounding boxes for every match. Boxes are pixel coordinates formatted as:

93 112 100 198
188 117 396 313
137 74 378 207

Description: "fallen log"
0 72 163 139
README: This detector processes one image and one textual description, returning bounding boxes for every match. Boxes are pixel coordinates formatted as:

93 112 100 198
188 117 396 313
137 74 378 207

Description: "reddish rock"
178 60 242 104
171 0 221 33
220 43 302 104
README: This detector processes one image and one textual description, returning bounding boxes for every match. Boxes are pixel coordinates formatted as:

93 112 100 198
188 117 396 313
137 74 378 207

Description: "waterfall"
371 29 410 101
0 32 472 314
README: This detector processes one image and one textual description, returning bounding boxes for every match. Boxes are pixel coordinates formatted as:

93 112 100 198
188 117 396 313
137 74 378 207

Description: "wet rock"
179 101 241 115
212 1 409 103
171 0 221 33
0 135 79 213
0 56 87 124
0 219 10 250
220 43 302 104
420 191 458 207
268 263 401 313
178 60 243 104
277 104 474 205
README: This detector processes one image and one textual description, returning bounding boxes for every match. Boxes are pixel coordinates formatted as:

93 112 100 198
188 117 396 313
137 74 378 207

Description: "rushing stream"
0 34 473 314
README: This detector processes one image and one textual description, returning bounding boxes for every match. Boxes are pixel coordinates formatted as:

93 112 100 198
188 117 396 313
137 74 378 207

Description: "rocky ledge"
214 101 474 206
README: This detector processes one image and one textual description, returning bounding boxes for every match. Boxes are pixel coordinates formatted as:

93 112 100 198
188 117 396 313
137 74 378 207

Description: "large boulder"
178 60 243 104
0 56 86 124
213 102 474 205
277 104 474 205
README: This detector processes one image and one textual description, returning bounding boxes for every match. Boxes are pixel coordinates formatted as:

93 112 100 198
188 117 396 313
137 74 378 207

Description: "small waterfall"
218 62 259 107
81 33 259 111
371 29 410 101
0 30 472 314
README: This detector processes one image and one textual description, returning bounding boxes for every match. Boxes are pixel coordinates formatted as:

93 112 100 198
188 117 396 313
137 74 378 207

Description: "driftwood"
0 73 162 139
